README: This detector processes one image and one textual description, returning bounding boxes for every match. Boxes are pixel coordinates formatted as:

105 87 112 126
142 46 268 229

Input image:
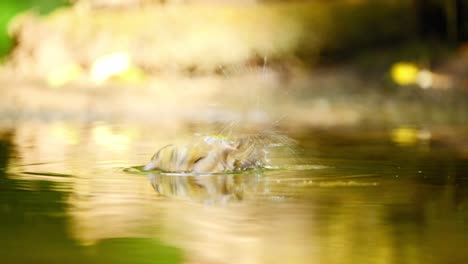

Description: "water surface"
1 121 467 264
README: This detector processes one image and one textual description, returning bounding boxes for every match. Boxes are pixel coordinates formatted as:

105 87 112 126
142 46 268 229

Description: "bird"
143 134 291 173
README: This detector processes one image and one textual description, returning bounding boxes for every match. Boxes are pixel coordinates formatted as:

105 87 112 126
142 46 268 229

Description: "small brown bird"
143 134 289 173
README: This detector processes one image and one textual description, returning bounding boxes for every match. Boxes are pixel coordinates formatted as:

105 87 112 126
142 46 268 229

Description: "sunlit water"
1 121 467 264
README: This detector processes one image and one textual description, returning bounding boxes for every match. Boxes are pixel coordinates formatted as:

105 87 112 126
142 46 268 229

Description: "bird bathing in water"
143 134 292 173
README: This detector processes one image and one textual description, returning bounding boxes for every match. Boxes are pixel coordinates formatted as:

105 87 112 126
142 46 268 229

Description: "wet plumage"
143 134 291 173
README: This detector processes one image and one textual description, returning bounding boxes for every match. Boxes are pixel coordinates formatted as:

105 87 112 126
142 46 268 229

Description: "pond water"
0 121 467 264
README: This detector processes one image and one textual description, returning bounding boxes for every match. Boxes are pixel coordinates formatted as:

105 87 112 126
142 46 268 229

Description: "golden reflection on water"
159 199 318 264
3 121 468 264
67 173 161 246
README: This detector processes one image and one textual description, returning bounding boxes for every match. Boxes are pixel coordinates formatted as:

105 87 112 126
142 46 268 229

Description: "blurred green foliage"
0 0 68 56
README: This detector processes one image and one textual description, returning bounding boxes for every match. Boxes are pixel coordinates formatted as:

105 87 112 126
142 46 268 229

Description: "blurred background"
1 1 468 264
1 0 468 126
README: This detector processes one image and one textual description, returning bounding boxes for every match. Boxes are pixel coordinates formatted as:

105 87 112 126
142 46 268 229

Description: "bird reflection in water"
147 172 264 204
